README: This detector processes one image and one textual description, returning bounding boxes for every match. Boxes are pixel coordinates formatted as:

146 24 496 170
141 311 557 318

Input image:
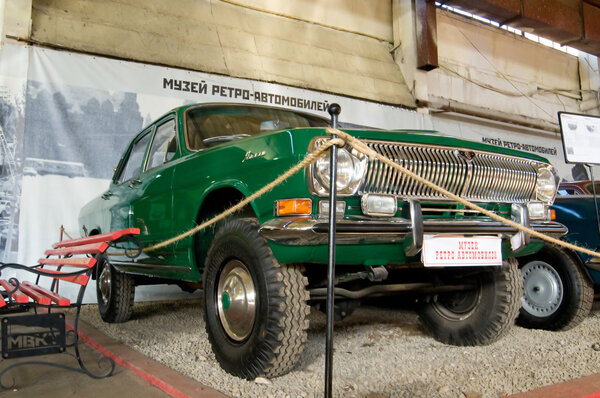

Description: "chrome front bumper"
260 200 567 254
260 217 566 243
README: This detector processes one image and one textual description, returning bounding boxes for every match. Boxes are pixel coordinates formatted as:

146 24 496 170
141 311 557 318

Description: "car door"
102 128 153 237
127 116 180 276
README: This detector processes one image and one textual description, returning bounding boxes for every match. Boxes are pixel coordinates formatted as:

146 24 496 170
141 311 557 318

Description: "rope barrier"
64 130 599 260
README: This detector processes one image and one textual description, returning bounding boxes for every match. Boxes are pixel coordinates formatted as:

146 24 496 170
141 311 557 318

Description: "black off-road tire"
96 256 135 323
203 218 310 379
517 245 593 331
418 260 522 346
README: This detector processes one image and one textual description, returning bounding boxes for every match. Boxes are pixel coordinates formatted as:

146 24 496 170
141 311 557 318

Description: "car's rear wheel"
517 245 593 331
418 260 522 346
203 218 310 379
96 256 135 323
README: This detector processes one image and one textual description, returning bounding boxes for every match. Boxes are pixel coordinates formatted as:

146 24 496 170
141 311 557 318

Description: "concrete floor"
1 313 600 398
2 352 170 398
0 316 226 398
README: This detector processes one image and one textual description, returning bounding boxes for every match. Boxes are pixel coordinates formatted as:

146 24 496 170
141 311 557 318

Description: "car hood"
291 127 550 163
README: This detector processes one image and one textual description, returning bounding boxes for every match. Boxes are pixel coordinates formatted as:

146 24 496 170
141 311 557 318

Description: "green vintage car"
79 103 566 379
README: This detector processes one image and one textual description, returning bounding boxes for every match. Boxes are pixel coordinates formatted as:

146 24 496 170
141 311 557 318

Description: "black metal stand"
0 261 116 389
324 103 341 398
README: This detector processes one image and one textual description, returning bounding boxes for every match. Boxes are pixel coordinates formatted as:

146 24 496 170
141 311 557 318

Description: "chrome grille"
359 141 539 203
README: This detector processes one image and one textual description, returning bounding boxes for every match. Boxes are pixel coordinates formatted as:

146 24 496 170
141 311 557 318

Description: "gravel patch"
80 299 600 398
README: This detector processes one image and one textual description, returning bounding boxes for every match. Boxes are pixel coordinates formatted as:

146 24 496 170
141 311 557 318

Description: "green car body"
79 103 566 379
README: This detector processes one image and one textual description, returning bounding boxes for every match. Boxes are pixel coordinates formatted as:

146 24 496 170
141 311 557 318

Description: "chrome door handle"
101 191 113 200
128 178 142 188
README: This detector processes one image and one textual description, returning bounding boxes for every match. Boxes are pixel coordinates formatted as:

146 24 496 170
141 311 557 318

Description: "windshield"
185 105 330 150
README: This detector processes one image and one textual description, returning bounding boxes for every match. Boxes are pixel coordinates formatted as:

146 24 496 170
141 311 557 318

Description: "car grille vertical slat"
412 147 425 197
455 155 469 197
515 161 531 201
388 146 403 195
417 148 432 197
480 155 496 201
404 147 416 196
498 157 513 201
358 140 540 203
381 145 396 195
508 163 520 201
510 160 525 201
438 149 453 195
466 155 484 200
398 146 411 195
444 150 459 196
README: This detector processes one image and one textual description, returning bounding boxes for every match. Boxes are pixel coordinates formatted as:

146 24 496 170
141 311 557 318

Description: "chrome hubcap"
216 260 256 341
99 263 111 304
521 261 563 316
432 284 482 321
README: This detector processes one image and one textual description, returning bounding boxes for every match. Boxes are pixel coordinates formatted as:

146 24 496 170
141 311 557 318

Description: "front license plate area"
422 235 502 267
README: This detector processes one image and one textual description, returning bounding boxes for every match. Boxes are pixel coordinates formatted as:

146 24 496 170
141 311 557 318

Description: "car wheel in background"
96 256 135 323
517 245 593 331
418 260 522 346
203 218 310 379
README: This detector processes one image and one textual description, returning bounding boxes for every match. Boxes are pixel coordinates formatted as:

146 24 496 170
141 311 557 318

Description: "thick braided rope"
326 127 600 259
142 138 345 252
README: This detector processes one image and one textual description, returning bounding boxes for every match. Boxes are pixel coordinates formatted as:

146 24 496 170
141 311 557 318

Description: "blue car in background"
517 181 600 331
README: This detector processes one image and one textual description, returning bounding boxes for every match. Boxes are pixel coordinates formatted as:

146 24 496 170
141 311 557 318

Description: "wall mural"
0 86 23 262
24 82 144 179
0 45 25 263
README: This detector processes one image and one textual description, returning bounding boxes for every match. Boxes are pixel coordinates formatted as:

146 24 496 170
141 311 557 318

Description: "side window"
147 119 177 170
558 189 574 196
117 131 152 184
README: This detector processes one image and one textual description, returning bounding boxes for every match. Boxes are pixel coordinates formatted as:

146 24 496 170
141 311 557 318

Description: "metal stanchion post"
324 103 340 398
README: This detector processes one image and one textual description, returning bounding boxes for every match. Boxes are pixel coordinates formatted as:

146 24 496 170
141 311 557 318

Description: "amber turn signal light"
276 199 312 216
550 209 556 220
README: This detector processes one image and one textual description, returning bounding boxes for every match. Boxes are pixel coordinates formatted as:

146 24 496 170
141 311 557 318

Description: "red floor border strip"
66 322 192 398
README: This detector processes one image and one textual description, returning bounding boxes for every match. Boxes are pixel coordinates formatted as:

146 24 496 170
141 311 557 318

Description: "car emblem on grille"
456 150 476 162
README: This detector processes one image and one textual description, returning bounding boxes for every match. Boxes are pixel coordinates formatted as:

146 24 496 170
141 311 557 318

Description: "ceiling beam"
414 0 439 71
440 0 600 56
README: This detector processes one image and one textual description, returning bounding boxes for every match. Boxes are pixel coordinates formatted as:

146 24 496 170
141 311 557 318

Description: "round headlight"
315 148 352 191
536 166 557 204
313 147 366 195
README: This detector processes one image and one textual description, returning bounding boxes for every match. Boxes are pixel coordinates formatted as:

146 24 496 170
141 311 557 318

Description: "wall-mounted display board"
559 112 600 165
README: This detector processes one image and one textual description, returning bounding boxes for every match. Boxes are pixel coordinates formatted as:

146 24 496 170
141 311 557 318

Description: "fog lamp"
526 202 549 220
361 194 397 217
512 202 549 222
318 200 346 219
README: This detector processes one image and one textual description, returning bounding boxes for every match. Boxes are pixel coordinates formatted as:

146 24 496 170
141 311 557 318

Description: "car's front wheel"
418 260 522 346
203 218 310 379
517 245 593 331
